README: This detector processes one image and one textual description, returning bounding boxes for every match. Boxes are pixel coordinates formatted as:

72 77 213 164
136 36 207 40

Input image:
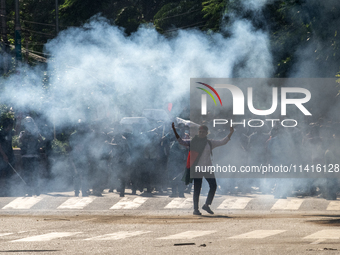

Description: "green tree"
266 0 340 77
202 0 226 32
154 0 204 34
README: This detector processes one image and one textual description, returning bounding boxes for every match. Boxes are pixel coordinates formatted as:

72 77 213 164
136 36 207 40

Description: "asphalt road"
0 190 340 254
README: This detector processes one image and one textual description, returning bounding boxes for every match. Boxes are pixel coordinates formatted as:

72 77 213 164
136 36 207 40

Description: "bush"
51 139 69 156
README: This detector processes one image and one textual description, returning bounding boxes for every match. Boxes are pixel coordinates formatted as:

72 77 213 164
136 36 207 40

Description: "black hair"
199 125 208 132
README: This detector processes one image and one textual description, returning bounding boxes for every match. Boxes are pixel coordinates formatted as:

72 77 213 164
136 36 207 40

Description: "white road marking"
165 198 186 209
110 197 148 209
229 230 286 239
303 229 340 244
0 233 12 237
327 201 340 210
164 198 193 209
217 198 252 210
271 199 303 210
85 231 151 241
2 197 43 210
176 198 193 209
158 231 216 240
310 239 326 245
57 197 95 209
11 232 82 242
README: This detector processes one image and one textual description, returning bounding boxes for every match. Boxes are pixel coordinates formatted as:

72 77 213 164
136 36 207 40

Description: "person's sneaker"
202 204 214 214
193 210 202 215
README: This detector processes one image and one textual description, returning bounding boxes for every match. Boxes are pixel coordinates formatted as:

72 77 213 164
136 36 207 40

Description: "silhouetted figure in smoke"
0 118 15 196
69 120 91 197
139 131 155 194
166 123 187 197
144 128 166 194
248 129 271 194
172 122 234 215
109 128 131 197
238 123 255 194
182 130 193 194
267 125 294 199
127 125 151 194
300 124 323 196
157 126 170 194
323 133 339 200
125 131 141 195
88 121 111 197
34 114 54 181
19 116 43 196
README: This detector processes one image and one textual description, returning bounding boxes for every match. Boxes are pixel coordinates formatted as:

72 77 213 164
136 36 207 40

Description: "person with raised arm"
172 122 234 215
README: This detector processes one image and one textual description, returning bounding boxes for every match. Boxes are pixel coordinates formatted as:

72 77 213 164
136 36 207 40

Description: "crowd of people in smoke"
0 112 339 200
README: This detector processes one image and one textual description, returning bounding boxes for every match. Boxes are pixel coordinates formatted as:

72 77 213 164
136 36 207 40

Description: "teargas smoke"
0 0 338 199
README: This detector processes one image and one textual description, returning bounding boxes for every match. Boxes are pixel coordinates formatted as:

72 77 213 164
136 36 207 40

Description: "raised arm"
172 122 190 147
172 122 180 139
227 126 234 140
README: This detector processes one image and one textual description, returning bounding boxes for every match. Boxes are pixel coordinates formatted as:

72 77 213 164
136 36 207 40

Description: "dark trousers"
170 180 185 195
91 160 109 193
22 157 40 196
0 161 13 196
117 163 129 197
193 177 217 210
73 162 89 196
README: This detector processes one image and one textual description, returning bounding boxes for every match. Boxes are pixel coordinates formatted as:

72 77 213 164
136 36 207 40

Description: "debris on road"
174 243 196 246
306 248 337 251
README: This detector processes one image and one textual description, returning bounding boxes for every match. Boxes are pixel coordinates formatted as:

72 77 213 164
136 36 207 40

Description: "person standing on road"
0 118 15 196
109 128 131 197
323 132 339 200
166 123 188 198
88 122 111 197
19 116 43 196
69 120 91 197
172 122 234 215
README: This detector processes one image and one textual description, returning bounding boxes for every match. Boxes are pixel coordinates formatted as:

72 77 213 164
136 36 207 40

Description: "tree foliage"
266 0 340 77
202 0 226 31
154 0 204 33
0 0 339 78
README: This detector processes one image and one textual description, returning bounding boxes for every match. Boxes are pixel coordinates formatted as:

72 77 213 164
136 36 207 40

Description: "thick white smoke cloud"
0 3 273 128
240 0 272 11
6 0 319 197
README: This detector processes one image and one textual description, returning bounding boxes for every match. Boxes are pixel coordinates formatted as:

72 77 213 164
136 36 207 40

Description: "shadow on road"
305 214 340 226
0 250 61 253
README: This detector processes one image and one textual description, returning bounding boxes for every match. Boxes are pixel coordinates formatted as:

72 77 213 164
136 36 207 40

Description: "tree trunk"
1 0 9 72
